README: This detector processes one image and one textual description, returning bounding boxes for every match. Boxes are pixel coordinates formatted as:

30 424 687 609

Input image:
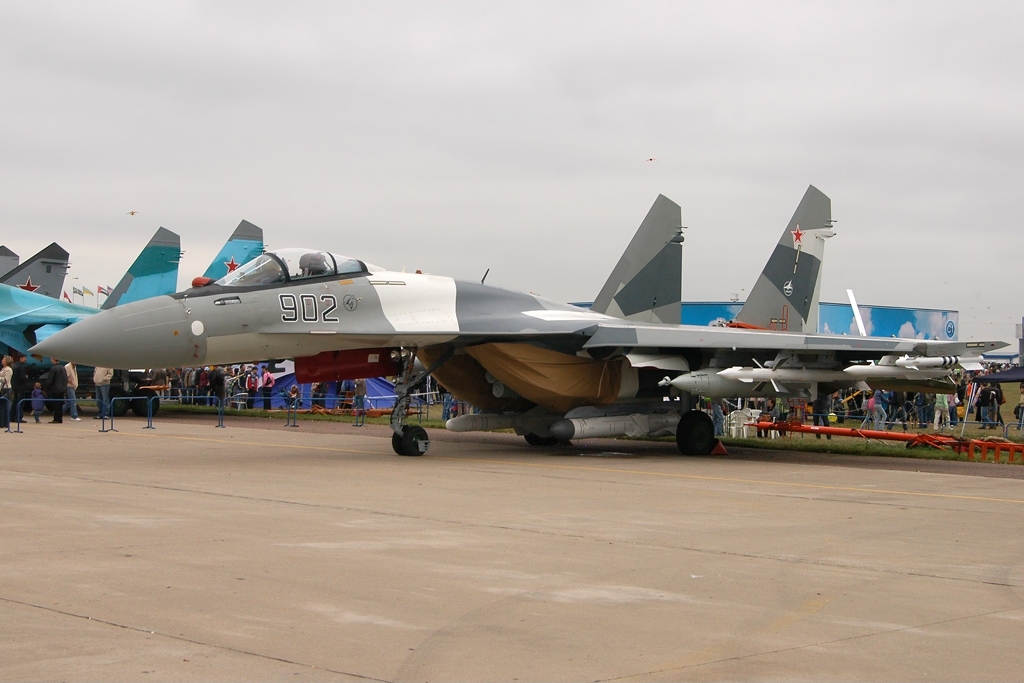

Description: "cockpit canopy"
215 249 366 287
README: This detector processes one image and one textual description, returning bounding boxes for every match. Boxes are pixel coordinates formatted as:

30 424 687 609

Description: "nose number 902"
279 293 341 323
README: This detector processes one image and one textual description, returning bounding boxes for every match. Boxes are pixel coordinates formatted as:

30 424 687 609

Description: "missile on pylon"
445 411 559 436
716 367 849 384
661 371 764 397
549 413 680 440
893 355 984 371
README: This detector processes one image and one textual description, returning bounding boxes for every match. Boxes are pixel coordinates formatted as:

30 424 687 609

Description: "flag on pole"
83 287 94 296
63 291 72 302
73 287 84 297
98 285 113 296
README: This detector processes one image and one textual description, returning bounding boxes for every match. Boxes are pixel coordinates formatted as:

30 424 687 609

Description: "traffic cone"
710 439 729 455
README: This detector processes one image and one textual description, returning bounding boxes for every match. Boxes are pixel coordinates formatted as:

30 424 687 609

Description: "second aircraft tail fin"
202 219 265 281
101 228 182 309
591 195 685 324
733 185 834 333
0 242 70 299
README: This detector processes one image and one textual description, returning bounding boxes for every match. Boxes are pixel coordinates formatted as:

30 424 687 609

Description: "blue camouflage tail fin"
733 185 834 333
591 195 685 324
0 242 70 299
202 220 264 281
101 228 182 310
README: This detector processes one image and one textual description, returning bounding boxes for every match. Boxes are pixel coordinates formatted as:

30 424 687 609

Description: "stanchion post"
144 395 156 429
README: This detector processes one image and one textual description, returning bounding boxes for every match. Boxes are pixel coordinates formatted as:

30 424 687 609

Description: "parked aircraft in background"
0 228 182 358
2 222 264 361
32 195 1006 457
0 243 71 299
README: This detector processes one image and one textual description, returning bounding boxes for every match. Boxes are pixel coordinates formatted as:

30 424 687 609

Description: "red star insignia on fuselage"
224 256 240 272
791 225 803 247
17 277 40 292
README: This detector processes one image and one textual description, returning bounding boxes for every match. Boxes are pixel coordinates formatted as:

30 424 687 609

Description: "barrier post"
285 396 299 428
14 398 30 433
144 396 156 429
1 397 8 433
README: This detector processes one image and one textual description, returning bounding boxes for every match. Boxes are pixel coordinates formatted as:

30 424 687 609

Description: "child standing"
30 382 45 423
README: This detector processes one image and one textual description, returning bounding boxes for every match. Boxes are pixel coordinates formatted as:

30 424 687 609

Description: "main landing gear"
392 425 430 456
389 347 453 456
676 410 717 456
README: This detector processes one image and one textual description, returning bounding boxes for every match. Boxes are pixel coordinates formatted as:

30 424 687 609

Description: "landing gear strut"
676 410 717 456
389 347 453 456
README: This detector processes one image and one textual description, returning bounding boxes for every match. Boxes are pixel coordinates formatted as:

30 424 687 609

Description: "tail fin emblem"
790 225 803 246
783 280 793 297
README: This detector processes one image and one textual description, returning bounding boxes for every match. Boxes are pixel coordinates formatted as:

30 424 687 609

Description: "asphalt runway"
3 417 1024 681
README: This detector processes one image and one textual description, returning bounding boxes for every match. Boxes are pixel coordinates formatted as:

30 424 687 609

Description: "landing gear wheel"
676 410 716 456
110 390 129 417
401 425 430 456
524 433 558 446
131 389 158 417
392 426 430 456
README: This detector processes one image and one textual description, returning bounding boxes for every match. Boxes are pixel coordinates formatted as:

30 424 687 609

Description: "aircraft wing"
582 323 1005 358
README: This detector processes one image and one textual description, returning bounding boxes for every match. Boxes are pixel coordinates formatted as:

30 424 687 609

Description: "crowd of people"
709 364 1024 439
4 353 1023 437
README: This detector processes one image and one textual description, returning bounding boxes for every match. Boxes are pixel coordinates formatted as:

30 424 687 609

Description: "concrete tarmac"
3 417 1024 681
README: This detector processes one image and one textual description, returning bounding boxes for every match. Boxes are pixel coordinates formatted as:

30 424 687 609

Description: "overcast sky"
1 2 1021 343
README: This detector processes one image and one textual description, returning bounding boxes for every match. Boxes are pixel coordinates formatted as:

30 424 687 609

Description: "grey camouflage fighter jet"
31 195 1007 456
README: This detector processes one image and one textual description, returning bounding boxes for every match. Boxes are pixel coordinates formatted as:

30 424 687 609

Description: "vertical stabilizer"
591 195 685 324
102 228 182 309
0 243 70 299
202 219 265 280
0 246 18 278
734 185 834 332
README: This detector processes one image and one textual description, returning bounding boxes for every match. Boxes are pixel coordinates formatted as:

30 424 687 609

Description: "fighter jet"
0 242 71 299
3 223 263 359
31 198 1006 457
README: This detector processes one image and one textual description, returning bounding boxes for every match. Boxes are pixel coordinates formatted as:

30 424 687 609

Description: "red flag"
62 291 72 302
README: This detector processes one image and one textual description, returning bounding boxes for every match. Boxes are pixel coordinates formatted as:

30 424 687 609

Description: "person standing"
42 358 67 423
210 366 227 409
64 361 81 421
353 377 366 426
30 382 45 423
245 367 259 409
934 392 949 431
261 366 275 410
10 353 28 424
0 355 12 429
93 366 113 419
811 393 831 440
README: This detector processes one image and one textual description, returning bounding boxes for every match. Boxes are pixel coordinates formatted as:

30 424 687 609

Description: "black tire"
676 410 716 456
110 390 129 417
391 431 406 456
524 433 558 446
131 389 157 417
401 425 430 456
130 399 146 417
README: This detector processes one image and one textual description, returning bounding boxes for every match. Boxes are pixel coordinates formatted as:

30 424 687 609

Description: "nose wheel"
392 425 430 456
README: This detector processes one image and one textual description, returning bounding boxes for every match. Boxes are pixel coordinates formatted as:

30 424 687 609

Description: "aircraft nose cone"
30 296 191 368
